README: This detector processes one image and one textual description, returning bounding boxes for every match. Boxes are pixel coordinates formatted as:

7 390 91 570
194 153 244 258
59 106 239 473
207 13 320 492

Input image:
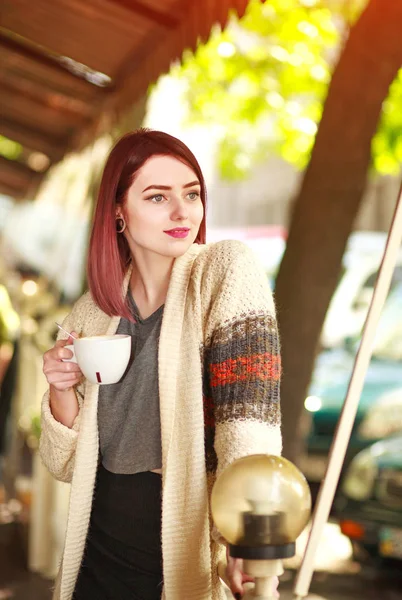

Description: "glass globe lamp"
212 454 312 599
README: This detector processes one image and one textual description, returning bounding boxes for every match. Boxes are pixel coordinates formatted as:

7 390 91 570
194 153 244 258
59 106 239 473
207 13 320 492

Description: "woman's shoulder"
195 239 260 274
70 290 94 314
192 240 275 327
68 290 106 326
60 290 113 339
197 239 253 262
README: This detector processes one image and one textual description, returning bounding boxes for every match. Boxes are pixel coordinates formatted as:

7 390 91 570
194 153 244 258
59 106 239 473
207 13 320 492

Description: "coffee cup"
64 334 131 385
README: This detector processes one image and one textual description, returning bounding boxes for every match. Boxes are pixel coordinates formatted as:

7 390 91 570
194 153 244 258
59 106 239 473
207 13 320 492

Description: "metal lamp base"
243 558 284 600
229 542 295 560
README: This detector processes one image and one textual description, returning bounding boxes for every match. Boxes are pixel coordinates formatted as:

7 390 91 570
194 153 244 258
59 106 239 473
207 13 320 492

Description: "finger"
55 330 78 346
60 347 76 361
228 568 244 596
49 376 82 391
48 370 82 381
46 373 82 386
51 346 77 361
44 360 82 374
44 365 82 380
44 346 72 363
226 557 246 596
55 338 72 348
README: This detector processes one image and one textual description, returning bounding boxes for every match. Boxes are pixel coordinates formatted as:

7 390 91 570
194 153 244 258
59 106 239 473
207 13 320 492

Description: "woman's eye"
187 191 200 201
150 194 164 203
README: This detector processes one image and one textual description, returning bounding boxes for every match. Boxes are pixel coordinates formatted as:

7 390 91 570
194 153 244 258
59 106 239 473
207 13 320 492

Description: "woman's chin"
162 238 197 257
165 245 194 258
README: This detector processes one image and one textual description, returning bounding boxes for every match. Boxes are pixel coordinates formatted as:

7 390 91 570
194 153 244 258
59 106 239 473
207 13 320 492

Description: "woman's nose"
170 198 189 220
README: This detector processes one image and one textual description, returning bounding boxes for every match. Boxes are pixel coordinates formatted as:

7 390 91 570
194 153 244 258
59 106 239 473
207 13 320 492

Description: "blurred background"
0 1 401 598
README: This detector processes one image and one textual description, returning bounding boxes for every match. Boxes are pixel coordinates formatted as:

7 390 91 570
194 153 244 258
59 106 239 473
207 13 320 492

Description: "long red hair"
87 129 207 319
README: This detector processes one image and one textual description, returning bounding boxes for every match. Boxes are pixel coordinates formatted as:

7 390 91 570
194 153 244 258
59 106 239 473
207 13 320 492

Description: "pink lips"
164 228 190 239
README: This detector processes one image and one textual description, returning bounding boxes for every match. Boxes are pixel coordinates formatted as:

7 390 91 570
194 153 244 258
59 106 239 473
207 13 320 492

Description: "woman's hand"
43 332 82 391
44 332 82 428
226 548 279 599
226 555 254 599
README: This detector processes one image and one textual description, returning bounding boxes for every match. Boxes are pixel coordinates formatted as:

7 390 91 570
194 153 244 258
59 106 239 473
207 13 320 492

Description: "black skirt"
73 464 163 600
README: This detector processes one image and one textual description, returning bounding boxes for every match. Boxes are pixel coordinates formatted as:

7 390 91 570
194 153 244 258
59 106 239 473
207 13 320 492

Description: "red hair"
87 129 207 319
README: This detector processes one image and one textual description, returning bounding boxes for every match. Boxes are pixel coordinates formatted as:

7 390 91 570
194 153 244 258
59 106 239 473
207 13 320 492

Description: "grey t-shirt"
98 292 163 474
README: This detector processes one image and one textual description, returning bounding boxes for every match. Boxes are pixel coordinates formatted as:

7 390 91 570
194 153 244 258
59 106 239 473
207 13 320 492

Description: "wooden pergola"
0 0 250 200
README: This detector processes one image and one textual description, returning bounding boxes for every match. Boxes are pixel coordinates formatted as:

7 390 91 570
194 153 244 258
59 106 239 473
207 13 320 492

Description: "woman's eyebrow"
183 180 200 189
142 180 200 193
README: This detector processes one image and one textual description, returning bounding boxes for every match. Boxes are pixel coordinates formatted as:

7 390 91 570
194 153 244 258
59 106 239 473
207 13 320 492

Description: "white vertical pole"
293 182 402 599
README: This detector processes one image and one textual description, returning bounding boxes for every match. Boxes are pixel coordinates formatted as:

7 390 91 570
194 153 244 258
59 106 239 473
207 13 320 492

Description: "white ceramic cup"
63 334 131 385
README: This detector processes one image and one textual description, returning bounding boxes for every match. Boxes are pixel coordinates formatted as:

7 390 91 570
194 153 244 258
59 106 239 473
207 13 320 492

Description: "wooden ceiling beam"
0 78 93 120
0 179 26 199
1 87 91 137
106 0 179 28
0 31 113 91
0 80 93 126
0 117 65 160
0 154 42 181
0 51 107 102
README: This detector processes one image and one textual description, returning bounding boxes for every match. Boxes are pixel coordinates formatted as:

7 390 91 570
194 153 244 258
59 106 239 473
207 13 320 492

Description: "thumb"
228 561 244 596
58 331 78 345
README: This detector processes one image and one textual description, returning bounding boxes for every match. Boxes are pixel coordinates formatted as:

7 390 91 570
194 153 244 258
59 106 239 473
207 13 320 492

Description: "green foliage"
0 135 22 160
173 0 400 179
30 413 41 442
372 70 402 175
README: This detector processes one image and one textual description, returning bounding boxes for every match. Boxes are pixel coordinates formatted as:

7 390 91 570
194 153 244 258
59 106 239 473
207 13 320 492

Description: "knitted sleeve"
203 241 282 478
39 296 87 483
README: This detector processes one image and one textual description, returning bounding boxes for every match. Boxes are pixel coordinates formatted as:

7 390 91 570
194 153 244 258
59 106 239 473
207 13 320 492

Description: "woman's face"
119 155 204 260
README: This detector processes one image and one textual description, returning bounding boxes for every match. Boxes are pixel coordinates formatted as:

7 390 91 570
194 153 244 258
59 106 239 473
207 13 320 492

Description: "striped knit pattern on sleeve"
203 310 281 476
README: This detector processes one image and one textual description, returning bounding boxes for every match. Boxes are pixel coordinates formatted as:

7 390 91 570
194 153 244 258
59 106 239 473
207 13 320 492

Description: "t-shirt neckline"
127 289 164 324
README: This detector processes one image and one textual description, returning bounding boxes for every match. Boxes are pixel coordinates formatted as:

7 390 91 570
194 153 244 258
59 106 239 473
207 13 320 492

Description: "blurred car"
358 387 402 442
321 232 402 348
301 282 402 484
335 434 402 564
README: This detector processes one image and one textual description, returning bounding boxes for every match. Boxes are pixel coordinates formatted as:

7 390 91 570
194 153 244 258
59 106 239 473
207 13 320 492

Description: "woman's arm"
205 241 282 477
40 387 83 483
39 298 87 482
204 241 282 598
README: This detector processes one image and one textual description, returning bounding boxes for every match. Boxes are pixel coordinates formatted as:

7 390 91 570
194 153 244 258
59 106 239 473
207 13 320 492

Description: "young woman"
41 129 282 600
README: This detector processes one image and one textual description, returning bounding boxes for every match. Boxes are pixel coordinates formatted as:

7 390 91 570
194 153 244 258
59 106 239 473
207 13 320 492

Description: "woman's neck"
129 251 174 318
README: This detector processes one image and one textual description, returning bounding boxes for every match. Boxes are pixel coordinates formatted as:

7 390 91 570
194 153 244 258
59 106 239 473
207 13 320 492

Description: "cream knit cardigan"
40 240 282 600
